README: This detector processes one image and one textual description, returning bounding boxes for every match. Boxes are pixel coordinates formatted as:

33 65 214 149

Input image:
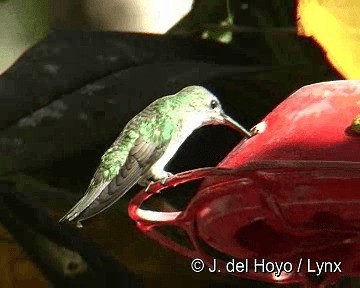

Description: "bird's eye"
210 100 218 109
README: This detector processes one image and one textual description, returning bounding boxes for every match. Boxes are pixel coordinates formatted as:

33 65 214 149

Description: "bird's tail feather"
59 182 109 223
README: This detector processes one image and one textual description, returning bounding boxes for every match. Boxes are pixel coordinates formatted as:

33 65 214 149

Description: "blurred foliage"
167 0 227 35
202 13 233 44
0 0 49 74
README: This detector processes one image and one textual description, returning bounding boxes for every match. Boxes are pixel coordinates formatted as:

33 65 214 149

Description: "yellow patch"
351 115 360 134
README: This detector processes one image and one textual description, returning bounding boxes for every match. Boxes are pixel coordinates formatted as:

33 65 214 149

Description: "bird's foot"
76 221 83 229
144 181 155 193
142 171 173 193
160 172 173 185
138 176 153 187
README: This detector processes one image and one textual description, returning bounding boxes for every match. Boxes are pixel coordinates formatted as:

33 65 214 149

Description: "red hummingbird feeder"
129 80 360 287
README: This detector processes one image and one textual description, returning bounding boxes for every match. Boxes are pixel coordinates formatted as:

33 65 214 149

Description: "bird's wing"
60 135 170 223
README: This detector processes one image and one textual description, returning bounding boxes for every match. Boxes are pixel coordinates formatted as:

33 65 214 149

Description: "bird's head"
175 86 252 137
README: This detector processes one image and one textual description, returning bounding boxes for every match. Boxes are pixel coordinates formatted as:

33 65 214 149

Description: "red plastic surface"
129 80 360 286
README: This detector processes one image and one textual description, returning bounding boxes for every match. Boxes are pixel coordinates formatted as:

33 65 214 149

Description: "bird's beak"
221 113 253 138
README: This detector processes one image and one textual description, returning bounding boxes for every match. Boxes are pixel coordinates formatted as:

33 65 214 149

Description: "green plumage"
60 86 250 227
90 98 179 186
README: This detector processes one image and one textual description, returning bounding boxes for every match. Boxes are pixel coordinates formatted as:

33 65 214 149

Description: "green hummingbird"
60 86 252 227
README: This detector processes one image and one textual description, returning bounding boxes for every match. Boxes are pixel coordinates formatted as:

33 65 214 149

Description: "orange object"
297 0 360 79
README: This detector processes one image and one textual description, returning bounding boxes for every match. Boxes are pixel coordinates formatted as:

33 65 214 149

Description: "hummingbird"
60 86 252 227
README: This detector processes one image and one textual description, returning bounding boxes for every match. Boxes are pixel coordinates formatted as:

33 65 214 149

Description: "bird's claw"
144 181 155 193
144 172 173 194
160 172 173 185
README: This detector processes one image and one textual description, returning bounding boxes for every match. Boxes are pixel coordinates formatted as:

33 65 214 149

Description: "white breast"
151 113 204 172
